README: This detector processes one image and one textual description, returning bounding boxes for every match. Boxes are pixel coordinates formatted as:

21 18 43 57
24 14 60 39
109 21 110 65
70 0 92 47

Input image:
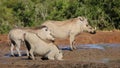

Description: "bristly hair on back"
34 25 48 30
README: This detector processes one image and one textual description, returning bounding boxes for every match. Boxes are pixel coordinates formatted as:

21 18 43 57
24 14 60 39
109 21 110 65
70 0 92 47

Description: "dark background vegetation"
0 0 120 34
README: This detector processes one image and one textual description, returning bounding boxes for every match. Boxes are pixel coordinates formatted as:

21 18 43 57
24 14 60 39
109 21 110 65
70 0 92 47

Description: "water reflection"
60 43 120 50
4 50 27 57
77 44 104 50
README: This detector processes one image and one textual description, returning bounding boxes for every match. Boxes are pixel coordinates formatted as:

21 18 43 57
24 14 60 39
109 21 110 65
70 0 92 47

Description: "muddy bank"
0 31 120 68
0 46 120 68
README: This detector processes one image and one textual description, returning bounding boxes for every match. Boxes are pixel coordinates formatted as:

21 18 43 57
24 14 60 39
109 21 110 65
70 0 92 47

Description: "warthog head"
36 26 55 42
78 16 96 34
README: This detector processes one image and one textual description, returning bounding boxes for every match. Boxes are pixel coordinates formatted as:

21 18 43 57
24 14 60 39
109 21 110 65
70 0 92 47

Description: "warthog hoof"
28 56 35 60
70 47 77 51
11 55 15 57
41 57 48 60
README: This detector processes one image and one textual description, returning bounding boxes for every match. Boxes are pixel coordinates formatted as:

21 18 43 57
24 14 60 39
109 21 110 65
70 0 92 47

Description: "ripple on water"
60 43 120 50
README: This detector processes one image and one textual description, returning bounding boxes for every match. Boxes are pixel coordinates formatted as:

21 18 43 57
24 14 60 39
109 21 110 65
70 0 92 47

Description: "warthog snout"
90 30 96 34
90 27 96 34
51 40 55 43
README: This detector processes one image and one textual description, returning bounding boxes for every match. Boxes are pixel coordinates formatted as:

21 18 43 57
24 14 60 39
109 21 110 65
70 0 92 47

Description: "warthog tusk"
95 27 96 30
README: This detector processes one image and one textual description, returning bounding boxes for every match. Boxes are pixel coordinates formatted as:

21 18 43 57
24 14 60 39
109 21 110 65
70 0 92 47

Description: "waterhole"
4 43 120 63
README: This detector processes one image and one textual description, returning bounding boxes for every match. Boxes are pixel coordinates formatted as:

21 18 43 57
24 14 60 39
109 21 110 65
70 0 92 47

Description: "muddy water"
3 44 120 63
4 50 27 57
59 43 120 63
60 43 120 50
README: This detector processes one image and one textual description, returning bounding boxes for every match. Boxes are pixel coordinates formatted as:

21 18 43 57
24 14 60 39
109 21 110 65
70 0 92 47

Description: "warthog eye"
86 24 89 27
45 28 48 31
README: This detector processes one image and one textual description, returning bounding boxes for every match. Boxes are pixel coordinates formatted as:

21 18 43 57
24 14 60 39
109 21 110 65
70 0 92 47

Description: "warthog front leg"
15 41 21 56
29 49 35 60
45 50 55 60
26 50 29 56
10 43 14 56
70 34 76 51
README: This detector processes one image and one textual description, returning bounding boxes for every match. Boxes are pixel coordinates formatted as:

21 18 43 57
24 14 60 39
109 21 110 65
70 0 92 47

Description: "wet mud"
0 31 120 68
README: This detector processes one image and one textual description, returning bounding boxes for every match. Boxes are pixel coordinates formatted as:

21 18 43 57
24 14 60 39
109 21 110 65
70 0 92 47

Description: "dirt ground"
0 31 120 68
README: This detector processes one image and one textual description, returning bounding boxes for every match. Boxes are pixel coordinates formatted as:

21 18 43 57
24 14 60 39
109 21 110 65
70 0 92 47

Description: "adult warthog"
24 29 63 60
8 26 54 56
42 16 96 50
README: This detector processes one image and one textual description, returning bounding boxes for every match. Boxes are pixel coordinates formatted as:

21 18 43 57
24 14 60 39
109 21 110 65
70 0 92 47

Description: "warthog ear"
78 16 84 21
94 27 97 30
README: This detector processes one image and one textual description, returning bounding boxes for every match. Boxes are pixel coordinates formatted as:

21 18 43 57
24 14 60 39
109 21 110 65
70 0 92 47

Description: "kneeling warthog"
24 27 63 60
